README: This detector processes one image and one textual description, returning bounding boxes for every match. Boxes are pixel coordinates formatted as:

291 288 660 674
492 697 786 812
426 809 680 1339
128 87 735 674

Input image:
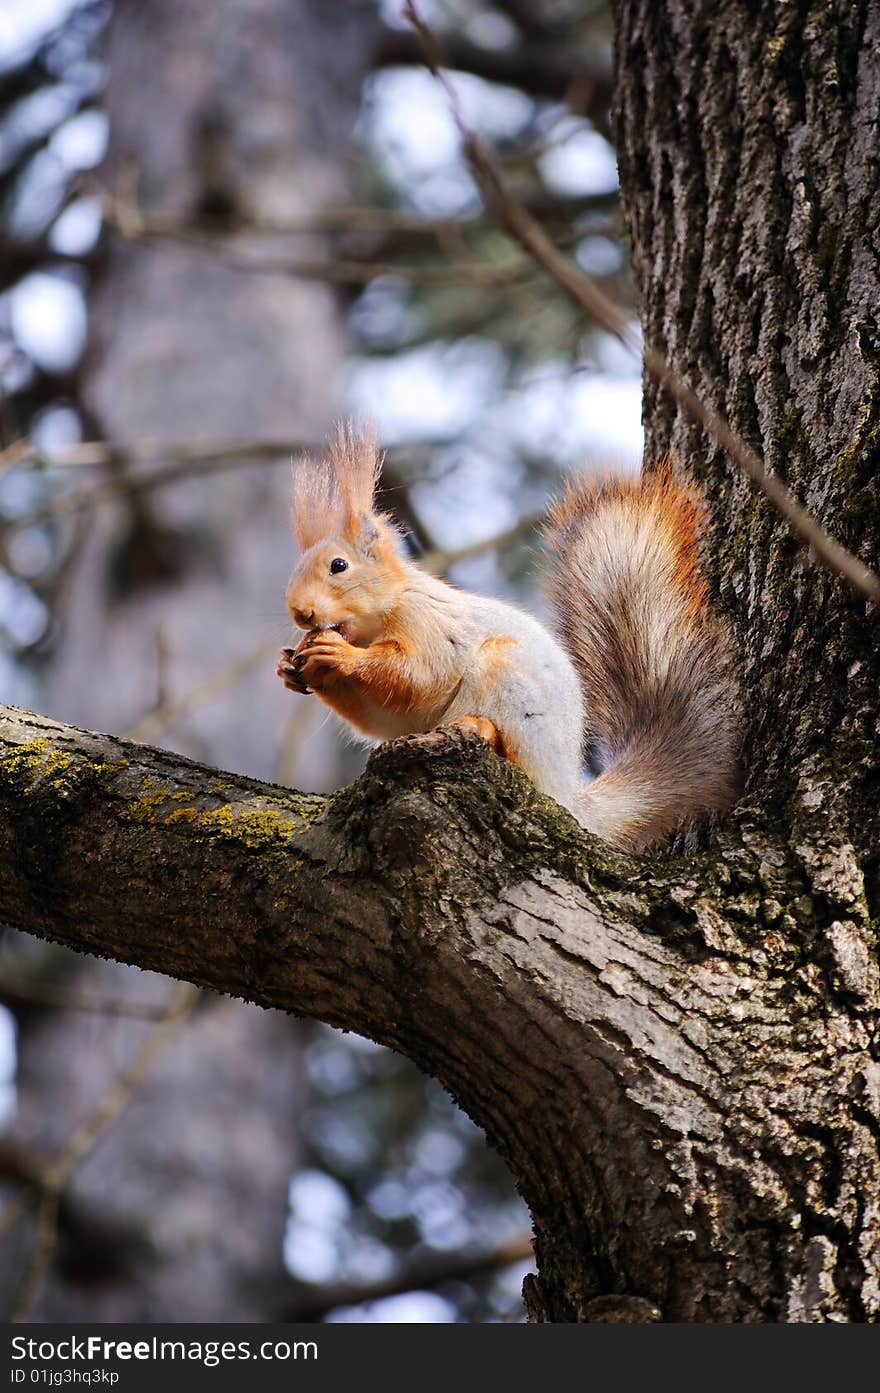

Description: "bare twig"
374 24 613 120
0 435 430 479
0 438 32 476
0 1192 34 1245
0 437 442 536
124 638 280 744
0 435 317 476
422 511 542 574
1 436 533 556
42 985 199 1178
96 197 617 241
11 1191 60 1323
0 972 180 1021
403 2 880 605
9 983 199 1321
285 1231 534 1321
2 450 293 534
103 205 537 289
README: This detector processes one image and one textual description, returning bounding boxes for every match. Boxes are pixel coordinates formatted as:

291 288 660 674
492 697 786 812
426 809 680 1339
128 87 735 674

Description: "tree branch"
101 208 541 289
283 1232 534 1321
8 982 199 1321
92 195 619 241
0 701 838 1320
0 437 435 536
373 28 613 123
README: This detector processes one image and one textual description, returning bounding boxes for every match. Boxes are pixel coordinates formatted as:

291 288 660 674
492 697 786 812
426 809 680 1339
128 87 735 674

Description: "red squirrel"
276 424 738 850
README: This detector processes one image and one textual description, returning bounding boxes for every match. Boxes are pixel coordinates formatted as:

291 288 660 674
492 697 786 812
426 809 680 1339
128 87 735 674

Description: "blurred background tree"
0 0 640 1321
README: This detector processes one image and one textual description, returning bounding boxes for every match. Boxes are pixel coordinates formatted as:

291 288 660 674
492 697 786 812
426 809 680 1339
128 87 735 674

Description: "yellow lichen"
1 738 132 801
2 738 80 792
162 800 299 848
138 789 170 809
1 739 51 776
125 787 176 823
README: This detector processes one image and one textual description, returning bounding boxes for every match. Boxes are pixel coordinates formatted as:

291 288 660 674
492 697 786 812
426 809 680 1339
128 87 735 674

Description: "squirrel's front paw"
277 645 312 695
296 629 357 692
276 627 323 694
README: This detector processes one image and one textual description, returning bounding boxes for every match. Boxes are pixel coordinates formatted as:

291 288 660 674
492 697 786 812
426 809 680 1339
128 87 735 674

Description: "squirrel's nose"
293 607 315 629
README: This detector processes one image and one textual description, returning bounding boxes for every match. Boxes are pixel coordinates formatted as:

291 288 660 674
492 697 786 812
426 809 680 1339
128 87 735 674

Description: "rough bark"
614 0 880 805
2 703 878 1322
607 0 880 1319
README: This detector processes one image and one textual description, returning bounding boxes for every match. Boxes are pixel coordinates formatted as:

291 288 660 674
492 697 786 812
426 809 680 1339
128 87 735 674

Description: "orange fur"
297 631 445 728
311 683 380 733
477 635 519 677
546 461 708 626
544 459 738 847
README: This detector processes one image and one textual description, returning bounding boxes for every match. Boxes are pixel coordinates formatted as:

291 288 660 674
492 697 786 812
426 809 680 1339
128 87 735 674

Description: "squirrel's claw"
277 645 312 695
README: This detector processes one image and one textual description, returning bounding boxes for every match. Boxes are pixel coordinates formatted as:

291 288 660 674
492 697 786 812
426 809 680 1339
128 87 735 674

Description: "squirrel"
276 424 738 851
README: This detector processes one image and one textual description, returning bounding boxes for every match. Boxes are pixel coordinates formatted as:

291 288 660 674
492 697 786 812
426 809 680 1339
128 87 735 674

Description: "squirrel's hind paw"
397 717 505 756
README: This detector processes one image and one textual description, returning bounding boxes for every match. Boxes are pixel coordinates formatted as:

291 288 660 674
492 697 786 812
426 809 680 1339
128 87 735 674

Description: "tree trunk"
2 0 878 1323
614 0 880 804
609 0 880 1318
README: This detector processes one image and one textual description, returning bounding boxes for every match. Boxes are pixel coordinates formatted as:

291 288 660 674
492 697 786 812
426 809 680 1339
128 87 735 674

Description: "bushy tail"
544 464 739 851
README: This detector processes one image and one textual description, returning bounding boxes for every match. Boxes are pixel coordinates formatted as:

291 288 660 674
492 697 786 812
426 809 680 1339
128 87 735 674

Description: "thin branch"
2 448 296 535
123 638 280 744
10 983 199 1321
422 511 542 575
0 1193 30 1248
49 985 199 1185
0 436 441 492
285 1231 534 1321
0 972 181 1021
1 437 535 557
373 27 614 123
0 435 316 476
103 206 539 289
100 187 620 289
403 3 880 606
0 1143 47 1247
11 1192 60 1323
95 196 617 241
0 438 381 532
0 438 33 477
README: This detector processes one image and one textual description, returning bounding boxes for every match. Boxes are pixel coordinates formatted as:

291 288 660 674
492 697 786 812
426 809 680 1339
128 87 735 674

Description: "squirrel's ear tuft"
328 421 383 540
290 422 387 552
291 454 340 551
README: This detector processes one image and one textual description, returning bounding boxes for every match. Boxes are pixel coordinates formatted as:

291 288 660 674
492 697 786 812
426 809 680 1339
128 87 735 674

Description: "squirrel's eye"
329 557 348 575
